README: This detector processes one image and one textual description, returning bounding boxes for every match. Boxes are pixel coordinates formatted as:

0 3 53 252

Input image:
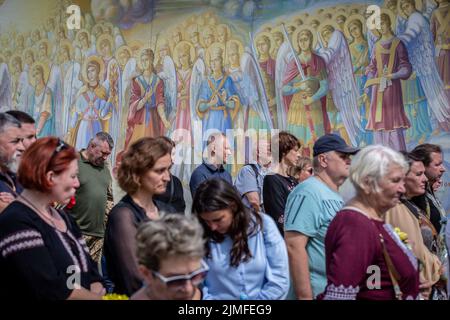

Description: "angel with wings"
396 0 450 132
316 20 363 147
124 49 169 149
9 54 30 113
275 26 330 155
191 45 240 140
395 3 433 143
58 41 83 138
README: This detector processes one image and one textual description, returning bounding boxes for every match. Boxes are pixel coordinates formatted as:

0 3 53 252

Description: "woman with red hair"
0 137 105 300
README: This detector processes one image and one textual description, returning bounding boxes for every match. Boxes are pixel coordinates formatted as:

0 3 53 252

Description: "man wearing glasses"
131 214 208 300
284 134 359 300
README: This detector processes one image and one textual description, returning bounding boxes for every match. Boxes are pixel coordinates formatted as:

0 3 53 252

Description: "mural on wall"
0 0 449 210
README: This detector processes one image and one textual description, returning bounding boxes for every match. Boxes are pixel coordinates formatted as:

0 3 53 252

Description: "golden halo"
380 8 397 31
173 40 196 68
320 11 334 21
292 26 317 52
22 47 36 63
9 53 22 71
205 42 225 68
217 23 231 39
344 14 367 40
128 40 144 57
59 39 75 60
81 55 105 83
225 39 244 64
96 34 114 55
305 15 322 30
115 45 132 62
37 39 52 58
397 0 423 19
75 28 91 44
319 19 342 34
102 22 114 33
254 31 274 52
92 23 104 36
137 47 155 70
29 61 50 87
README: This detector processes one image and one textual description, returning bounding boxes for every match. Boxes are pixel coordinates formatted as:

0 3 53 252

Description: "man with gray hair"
284 134 358 299
0 112 25 213
68 131 114 264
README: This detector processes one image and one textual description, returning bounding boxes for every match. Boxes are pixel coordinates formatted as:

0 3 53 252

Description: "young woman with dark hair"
192 178 290 300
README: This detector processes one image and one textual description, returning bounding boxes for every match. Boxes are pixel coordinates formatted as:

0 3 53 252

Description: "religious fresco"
0 0 449 210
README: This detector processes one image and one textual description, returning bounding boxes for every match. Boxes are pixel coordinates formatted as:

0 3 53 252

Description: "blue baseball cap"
313 134 359 157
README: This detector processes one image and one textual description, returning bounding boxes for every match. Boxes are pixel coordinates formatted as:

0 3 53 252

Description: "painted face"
373 165 406 211
256 38 270 55
0 125 25 173
50 159 80 204
298 32 312 52
203 33 215 47
79 33 88 46
21 123 37 150
159 47 169 59
172 32 182 44
32 67 44 85
118 50 130 67
425 152 446 184
87 140 111 166
12 58 22 73
380 17 392 35
199 208 234 235
349 22 362 39
32 30 40 42
217 27 228 43
273 33 283 47
25 52 34 66
336 15 346 26
139 153 172 195
228 49 240 66
178 51 190 68
141 53 152 71
87 65 99 83
210 56 223 73
405 161 428 198
59 47 70 63
143 255 204 300
310 20 320 30
38 43 48 59
101 40 112 57
190 32 199 45
321 27 334 46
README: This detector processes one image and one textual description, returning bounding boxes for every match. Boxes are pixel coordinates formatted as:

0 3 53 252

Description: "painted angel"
275 27 330 154
156 47 177 135
316 23 363 146
396 1 450 131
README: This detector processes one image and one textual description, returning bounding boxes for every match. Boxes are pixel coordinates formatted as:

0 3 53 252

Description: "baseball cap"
313 134 359 157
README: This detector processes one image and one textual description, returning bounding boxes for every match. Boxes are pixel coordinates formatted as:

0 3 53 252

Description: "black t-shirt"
263 173 298 234
0 201 102 300
411 190 445 234
153 175 186 213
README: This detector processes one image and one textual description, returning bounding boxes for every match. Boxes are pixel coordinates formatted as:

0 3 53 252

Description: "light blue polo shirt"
284 177 344 298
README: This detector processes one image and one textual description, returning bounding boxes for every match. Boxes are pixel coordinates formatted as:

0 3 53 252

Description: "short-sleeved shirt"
189 162 232 197
68 151 112 238
284 176 344 298
234 164 266 210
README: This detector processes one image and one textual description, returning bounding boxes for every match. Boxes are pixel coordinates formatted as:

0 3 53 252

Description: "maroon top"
318 208 420 300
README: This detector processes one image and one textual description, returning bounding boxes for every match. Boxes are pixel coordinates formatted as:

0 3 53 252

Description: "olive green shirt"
69 150 113 237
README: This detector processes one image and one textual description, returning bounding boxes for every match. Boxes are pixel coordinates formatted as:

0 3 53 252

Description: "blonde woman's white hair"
349 145 408 194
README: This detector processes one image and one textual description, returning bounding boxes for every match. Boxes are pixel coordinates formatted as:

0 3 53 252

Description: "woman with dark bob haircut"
104 137 178 296
192 178 290 300
0 137 105 300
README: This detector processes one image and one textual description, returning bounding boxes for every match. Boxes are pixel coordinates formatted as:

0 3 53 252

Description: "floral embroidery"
323 284 360 300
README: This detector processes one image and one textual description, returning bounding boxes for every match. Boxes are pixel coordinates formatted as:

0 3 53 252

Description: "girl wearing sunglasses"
192 179 290 300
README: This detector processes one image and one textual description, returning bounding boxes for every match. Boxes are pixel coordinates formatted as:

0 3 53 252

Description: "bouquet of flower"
394 227 412 250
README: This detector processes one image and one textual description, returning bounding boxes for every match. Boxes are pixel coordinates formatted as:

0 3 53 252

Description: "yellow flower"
102 293 129 300
394 227 408 242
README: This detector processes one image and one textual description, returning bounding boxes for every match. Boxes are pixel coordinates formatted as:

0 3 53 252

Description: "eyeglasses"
151 260 209 290
306 168 314 175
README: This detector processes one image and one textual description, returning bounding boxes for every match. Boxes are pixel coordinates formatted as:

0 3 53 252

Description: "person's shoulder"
0 201 38 233
331 208 373 229
237 164 255 177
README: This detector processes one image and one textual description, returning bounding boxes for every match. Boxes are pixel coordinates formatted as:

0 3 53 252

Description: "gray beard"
6 157 19 174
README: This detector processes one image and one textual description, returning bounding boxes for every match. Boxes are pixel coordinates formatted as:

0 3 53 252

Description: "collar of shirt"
203 162 225 173
79 149 105 168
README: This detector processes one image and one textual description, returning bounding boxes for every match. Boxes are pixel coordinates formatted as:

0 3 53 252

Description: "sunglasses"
52 139 68 158
151 260 209 290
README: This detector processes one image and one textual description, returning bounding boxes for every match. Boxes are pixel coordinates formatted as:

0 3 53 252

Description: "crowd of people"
0 109 448 300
